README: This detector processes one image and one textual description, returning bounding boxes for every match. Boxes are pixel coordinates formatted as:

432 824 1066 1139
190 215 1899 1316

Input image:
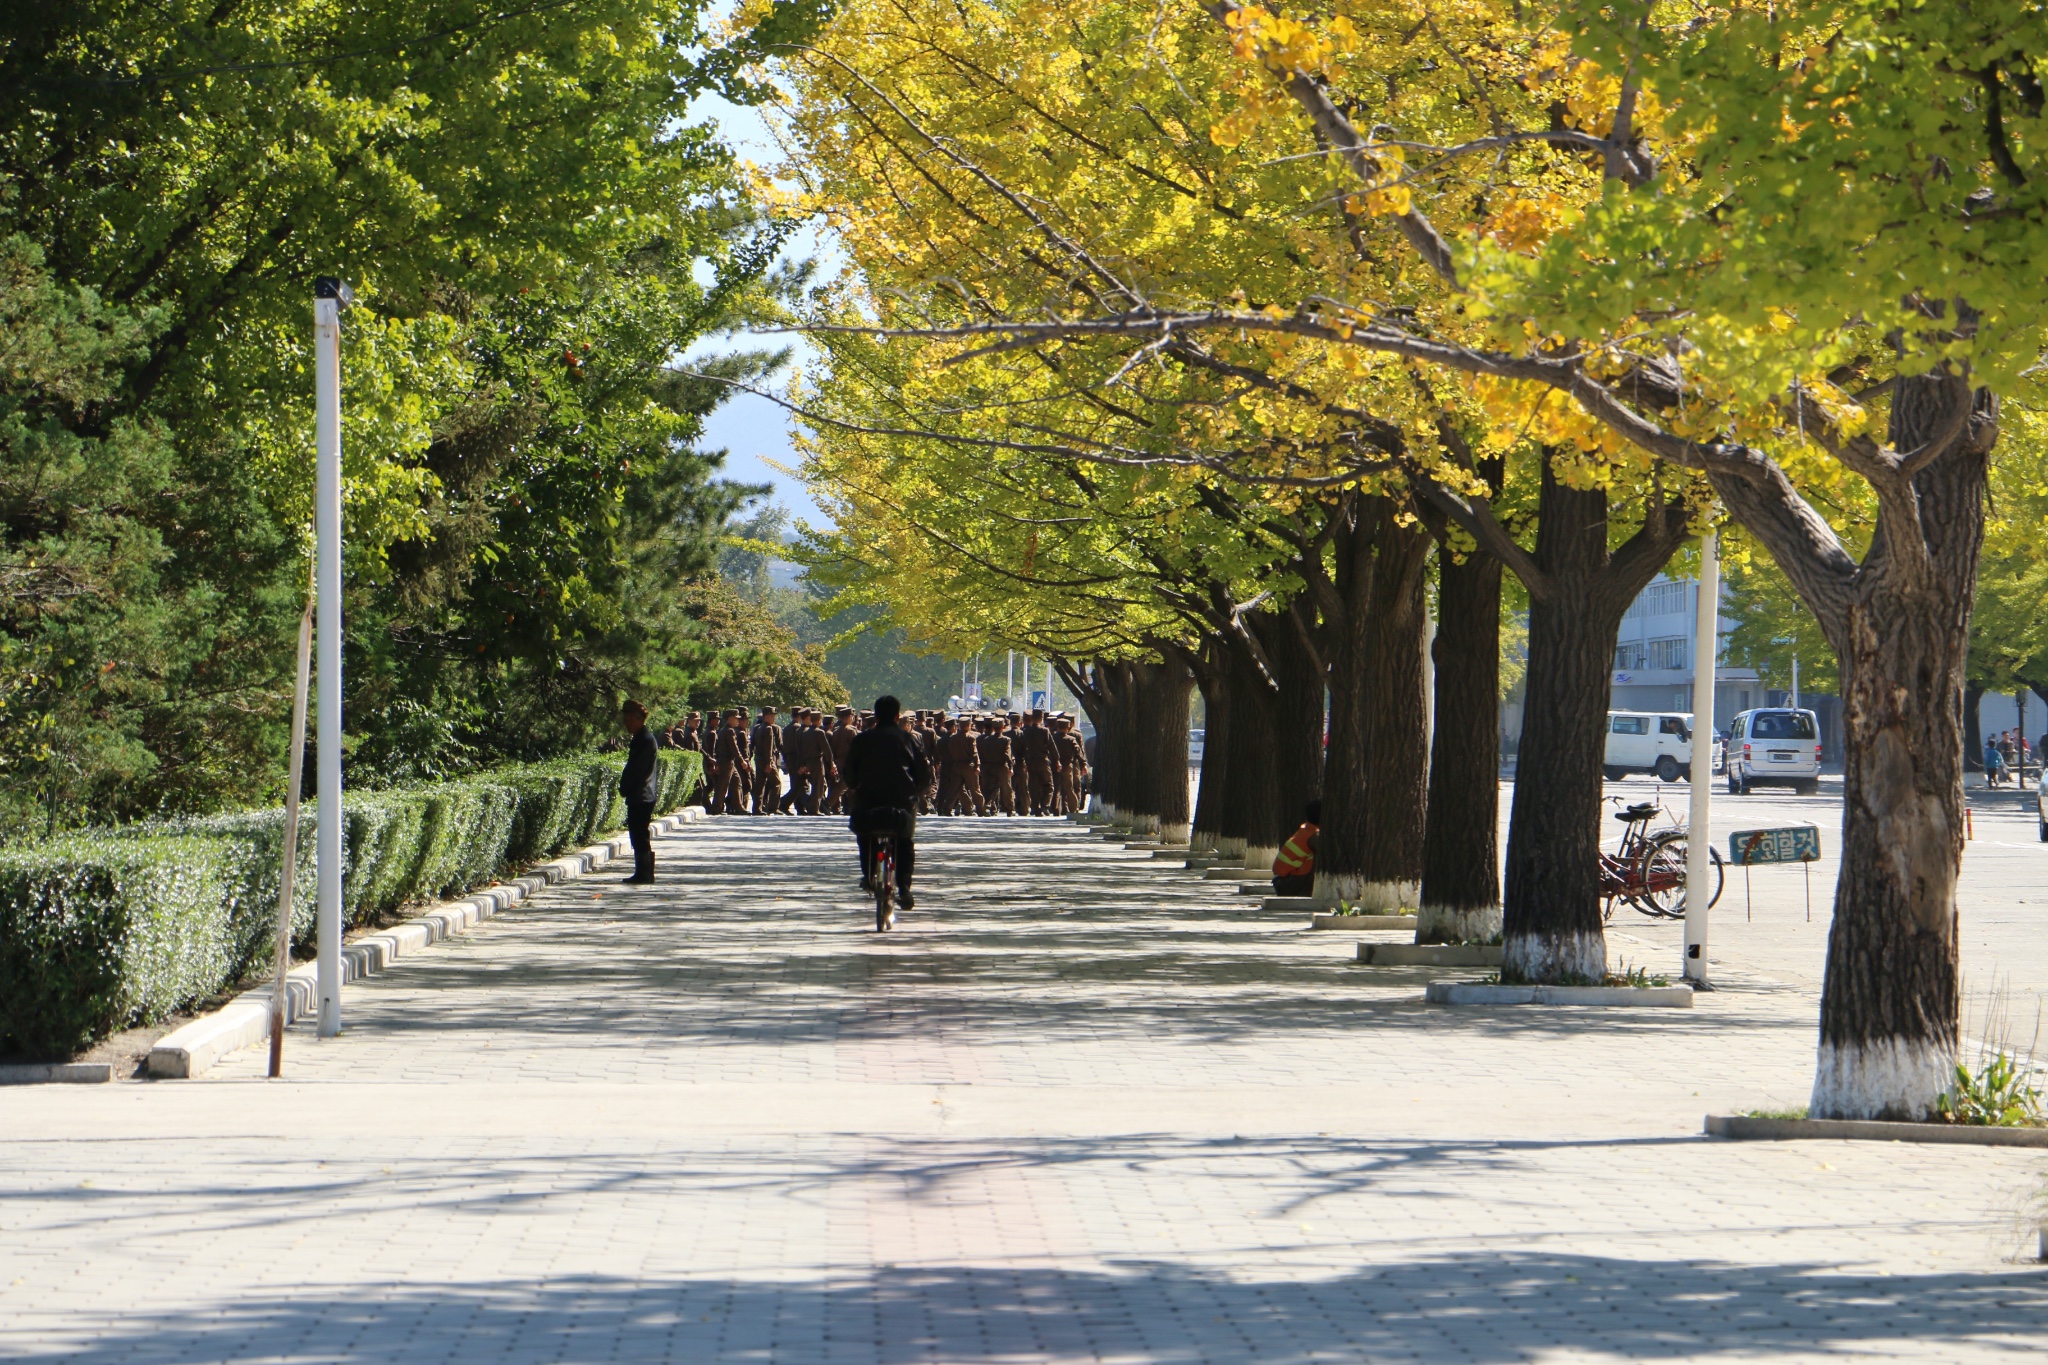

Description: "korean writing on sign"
1728 826 1822 866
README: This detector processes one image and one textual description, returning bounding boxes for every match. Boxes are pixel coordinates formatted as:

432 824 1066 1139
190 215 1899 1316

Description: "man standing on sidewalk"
619 699 659 884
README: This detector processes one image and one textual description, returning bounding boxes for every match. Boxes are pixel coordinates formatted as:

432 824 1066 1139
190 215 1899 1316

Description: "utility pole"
1685 530 1719 988
1791 655 1800 710
313 279 349 1038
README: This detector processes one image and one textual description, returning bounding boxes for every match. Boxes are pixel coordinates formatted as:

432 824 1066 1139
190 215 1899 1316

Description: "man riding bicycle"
843 694 931 912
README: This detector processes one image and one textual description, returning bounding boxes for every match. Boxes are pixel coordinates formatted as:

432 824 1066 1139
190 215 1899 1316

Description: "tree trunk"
1500 458 1688 984
1961 681 1984 772
1350 519 1430 910
1248 610 1324 870
1188 643 1231 854
1060 659 1119 820
1806 380 1989 1119
1313 509 1373 906
1215 635 1281 865
1419 543 1504 943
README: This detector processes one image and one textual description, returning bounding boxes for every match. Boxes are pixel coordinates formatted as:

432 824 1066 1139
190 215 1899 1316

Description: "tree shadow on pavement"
18 1253 2046 1363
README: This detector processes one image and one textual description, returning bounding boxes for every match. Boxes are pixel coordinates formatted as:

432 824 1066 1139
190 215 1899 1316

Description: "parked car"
1603 710 1695 782
1189 728 1205 766
1712 732 1727 774
1725 708 1821 794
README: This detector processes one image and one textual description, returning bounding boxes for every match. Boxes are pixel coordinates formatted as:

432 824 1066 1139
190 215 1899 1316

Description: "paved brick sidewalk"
5 813 2047 1362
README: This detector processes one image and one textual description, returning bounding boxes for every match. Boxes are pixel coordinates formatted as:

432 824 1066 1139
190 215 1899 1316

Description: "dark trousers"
850 806 917 891
1273 873 1313 897
626 799 655 880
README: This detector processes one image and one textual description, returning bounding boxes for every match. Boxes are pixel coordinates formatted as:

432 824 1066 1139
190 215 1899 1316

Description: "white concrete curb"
1424 982 1695 1007
146 807 706 1079
0 1062 112 1085
1705 1113 2048 1147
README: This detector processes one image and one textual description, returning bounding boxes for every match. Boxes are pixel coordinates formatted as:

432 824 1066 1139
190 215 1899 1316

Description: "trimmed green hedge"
0 749 701 1056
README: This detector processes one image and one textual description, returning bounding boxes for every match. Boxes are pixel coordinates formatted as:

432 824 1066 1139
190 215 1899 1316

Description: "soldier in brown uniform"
825 706 858 814
1053 715 1088 814
1013 709 1061 815
710 708 750 813
976 717 1014 815
750 706 783 815
937 716 982 814
776 709 808 812
1004 712 1029 814
791 709 837 814
904 712 936 813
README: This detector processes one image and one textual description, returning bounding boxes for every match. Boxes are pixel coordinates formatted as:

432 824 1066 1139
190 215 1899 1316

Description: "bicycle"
871 830 897 932
1599 798 1726 921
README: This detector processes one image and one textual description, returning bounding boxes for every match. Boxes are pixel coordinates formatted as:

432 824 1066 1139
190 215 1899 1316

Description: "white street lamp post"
1685 529 1719 987
313 279 349 1037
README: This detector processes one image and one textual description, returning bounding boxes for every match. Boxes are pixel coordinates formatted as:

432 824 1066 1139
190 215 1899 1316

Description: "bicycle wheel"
1633 831 1692 918
874 841 895 931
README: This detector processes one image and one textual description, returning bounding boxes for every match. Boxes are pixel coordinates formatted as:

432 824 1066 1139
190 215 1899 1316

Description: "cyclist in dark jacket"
843 694 931 908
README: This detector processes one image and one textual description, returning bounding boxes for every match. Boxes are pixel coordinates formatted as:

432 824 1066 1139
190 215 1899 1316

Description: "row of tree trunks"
1060 654 1194 837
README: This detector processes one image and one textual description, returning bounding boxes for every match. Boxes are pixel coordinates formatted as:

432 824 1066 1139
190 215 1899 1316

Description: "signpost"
1728 823 1823 920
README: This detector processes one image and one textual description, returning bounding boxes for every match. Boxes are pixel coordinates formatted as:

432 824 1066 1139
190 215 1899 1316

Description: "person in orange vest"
1272 800 1320 896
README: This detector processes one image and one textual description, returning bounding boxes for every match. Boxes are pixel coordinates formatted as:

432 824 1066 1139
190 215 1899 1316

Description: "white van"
1604 711 1695 782
1726 708 1821 794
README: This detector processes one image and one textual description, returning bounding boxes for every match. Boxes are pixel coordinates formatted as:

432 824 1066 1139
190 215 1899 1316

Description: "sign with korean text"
1729 826 1822 865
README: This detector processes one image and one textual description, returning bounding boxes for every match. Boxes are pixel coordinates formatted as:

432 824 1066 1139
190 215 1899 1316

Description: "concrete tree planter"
1705 1114 2048 1147
1306 911 1417 930
1357 943 1502 966
1424 982 1694 1007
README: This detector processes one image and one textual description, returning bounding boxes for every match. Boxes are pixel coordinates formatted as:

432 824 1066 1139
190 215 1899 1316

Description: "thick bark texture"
1714 375 1993 1119
1061 659 1122 819
1418 543 1504 943
1493 458 1690 983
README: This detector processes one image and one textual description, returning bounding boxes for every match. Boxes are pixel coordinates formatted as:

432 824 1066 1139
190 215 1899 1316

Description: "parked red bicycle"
1599 798 1725 920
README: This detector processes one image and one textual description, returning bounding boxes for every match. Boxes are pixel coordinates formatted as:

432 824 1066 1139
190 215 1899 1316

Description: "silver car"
1726 708 1822 795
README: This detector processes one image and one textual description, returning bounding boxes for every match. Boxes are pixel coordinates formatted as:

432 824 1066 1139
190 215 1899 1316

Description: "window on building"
1624 580 1691 620
1646 637 1687 669
1614 641 1646 670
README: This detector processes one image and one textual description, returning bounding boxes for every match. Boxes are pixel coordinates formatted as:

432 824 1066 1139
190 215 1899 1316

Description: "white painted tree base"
1320 879 1418 912
1158 821 1190 844
1501 930 1606 985
1242 844 1279 872
1189 830 1217 853
1415 903 1503 945
1129 812 1161 835
1216 836 1247 860
1810 1038 1955 1121
1312 871 1364 903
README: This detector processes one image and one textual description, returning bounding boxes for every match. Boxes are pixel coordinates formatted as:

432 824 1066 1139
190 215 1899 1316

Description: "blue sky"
689 92 830 528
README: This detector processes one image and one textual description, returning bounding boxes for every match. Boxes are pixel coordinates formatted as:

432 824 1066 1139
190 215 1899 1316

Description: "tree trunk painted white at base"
1349 879 1419 912
1312 870 1362 903
1415 903 1503 945
1189 830 1216 853
1216 836 1246 859
1242 844 1278 872
1810 1038 1954 1121
1502 930 1606 985
1159 821 1190 844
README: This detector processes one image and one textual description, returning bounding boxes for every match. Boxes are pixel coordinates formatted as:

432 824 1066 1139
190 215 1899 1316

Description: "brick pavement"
5 807 2048 1362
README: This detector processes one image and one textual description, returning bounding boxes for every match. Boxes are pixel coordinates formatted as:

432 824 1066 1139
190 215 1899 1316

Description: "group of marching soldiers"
662 706 1089 817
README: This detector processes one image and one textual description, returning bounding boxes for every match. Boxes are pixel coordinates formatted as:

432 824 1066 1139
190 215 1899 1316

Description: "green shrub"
0 836 244 1056
2 748 704 1056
